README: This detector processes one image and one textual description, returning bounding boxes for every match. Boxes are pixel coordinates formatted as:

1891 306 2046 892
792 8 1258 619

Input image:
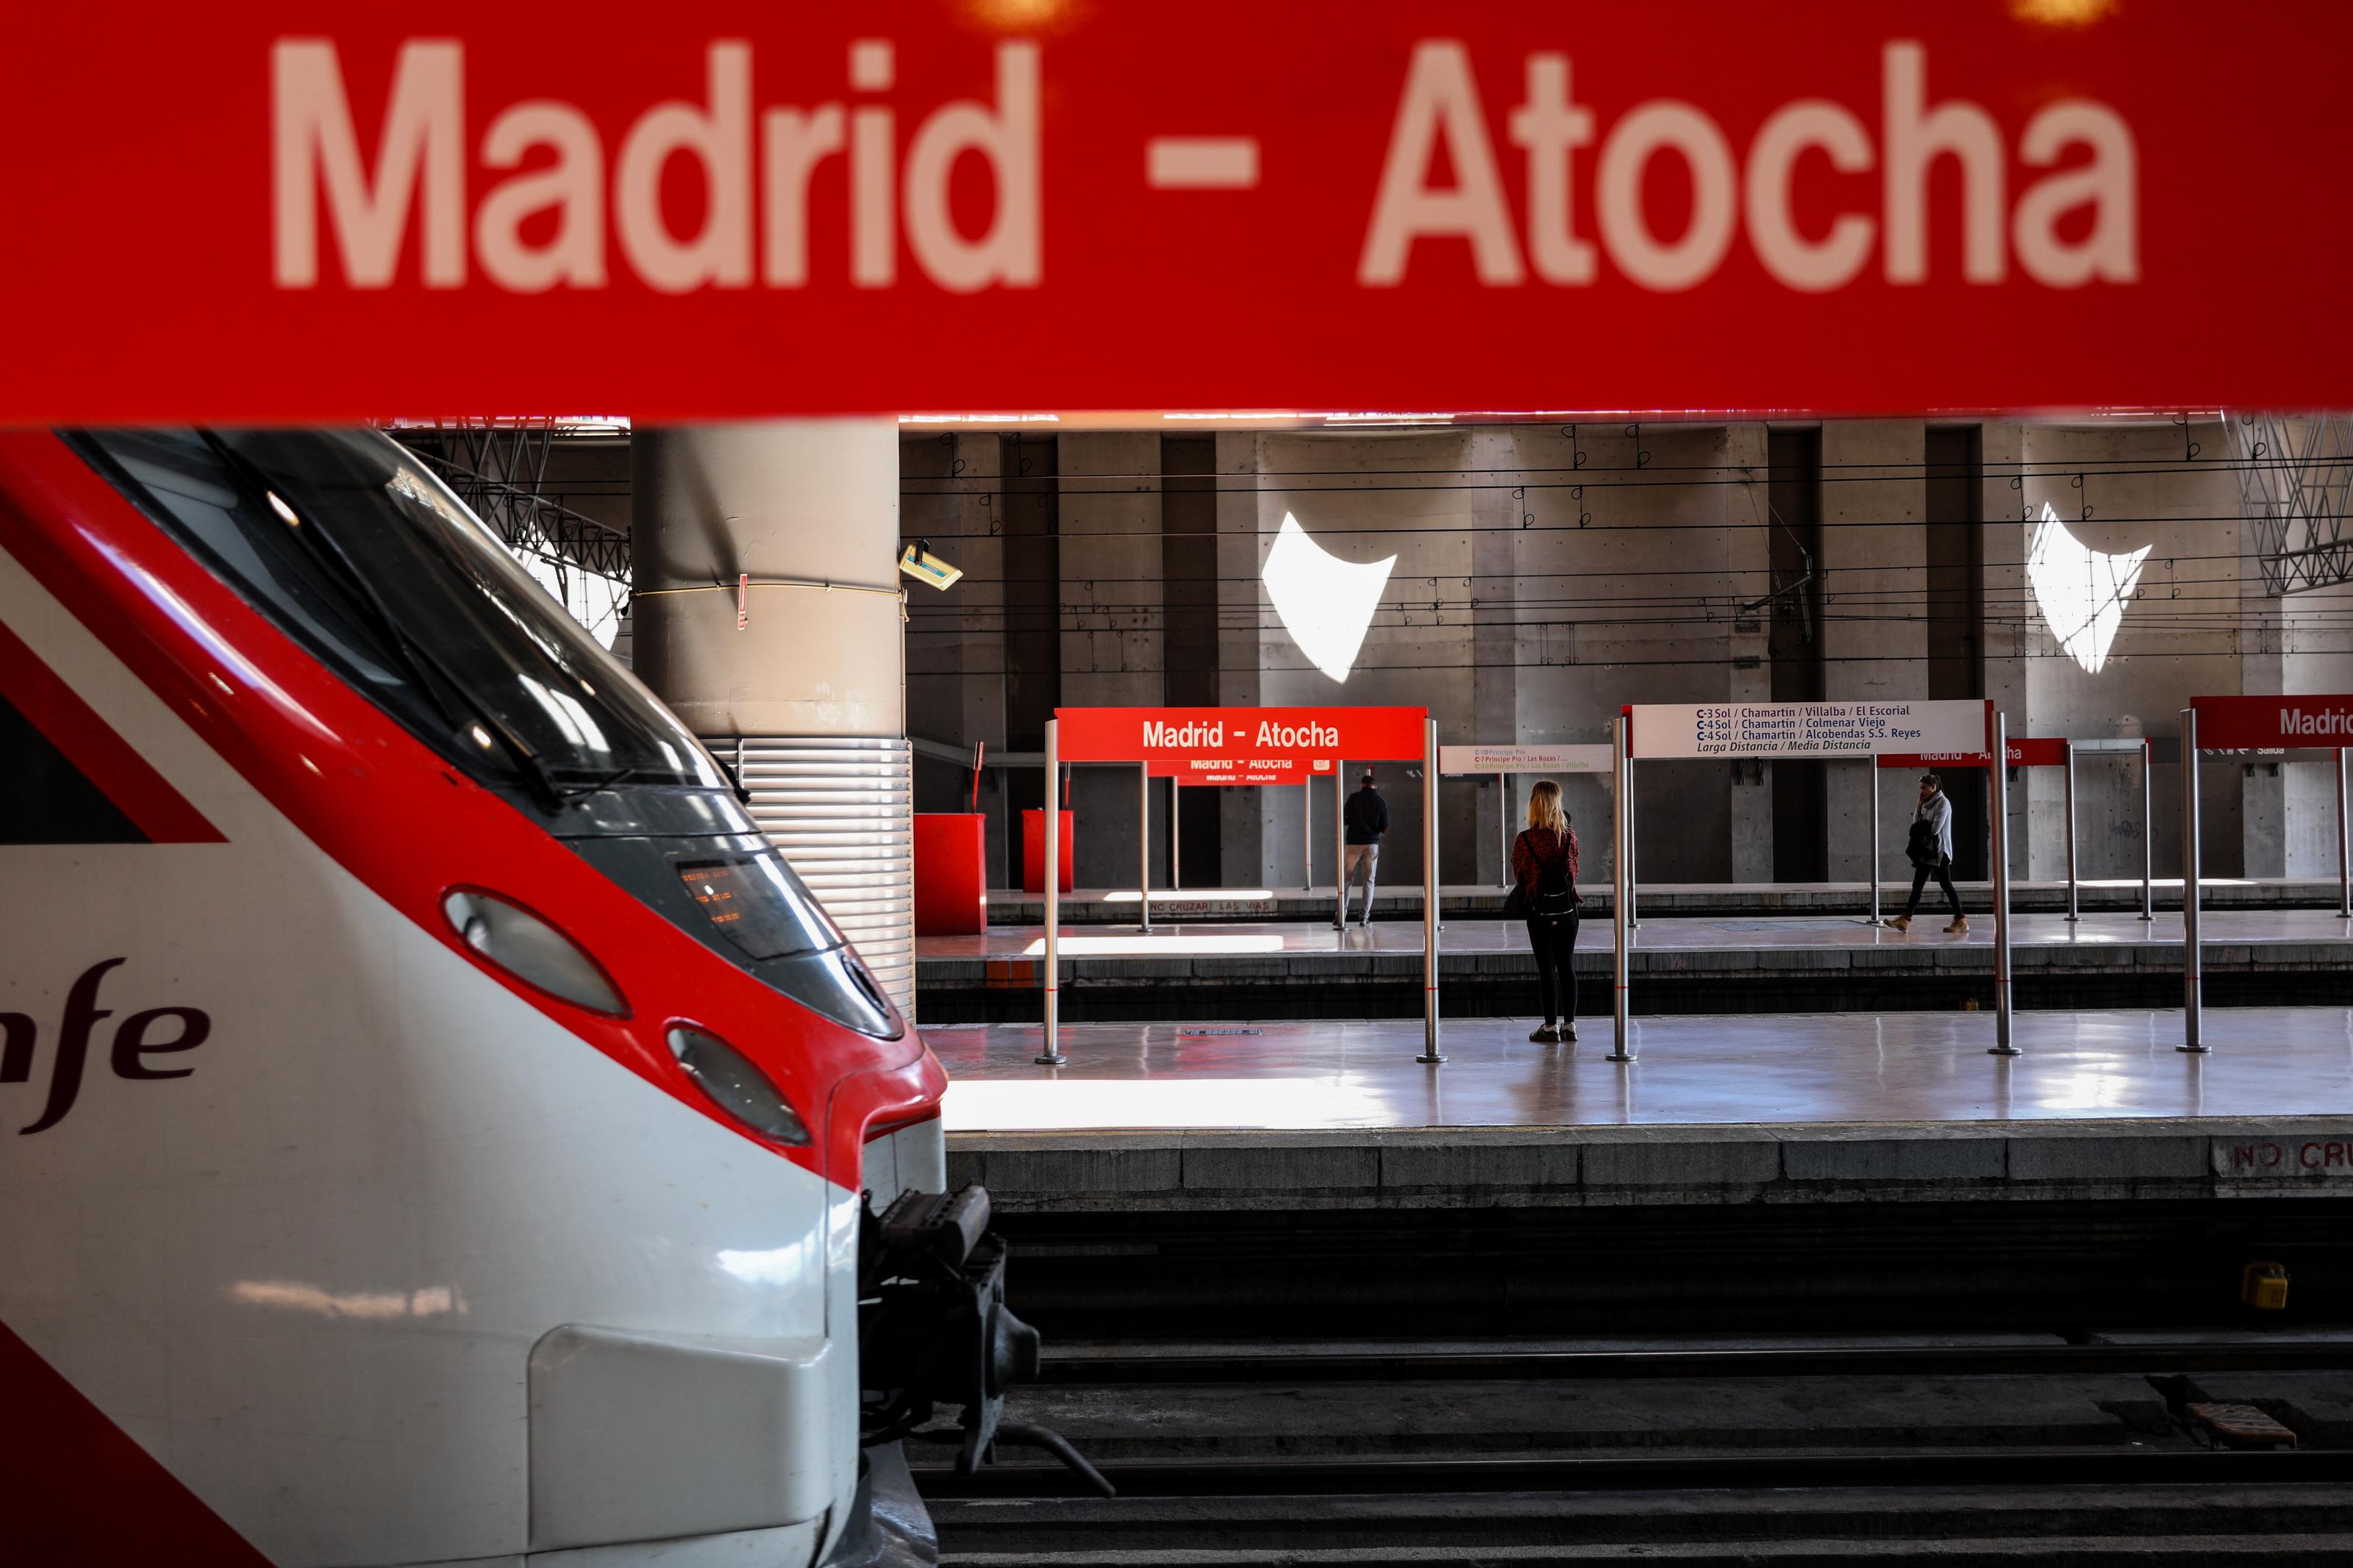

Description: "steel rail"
915 1445 2353 1500
1033 1338 2353 1384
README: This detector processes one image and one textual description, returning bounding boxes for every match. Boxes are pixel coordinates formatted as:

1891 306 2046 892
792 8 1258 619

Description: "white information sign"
1628 700 1987 759
1439 743 1615 775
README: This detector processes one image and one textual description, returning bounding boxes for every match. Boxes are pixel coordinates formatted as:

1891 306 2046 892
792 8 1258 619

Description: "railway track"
1029 1334 2353 1386
914 1330 2353 1562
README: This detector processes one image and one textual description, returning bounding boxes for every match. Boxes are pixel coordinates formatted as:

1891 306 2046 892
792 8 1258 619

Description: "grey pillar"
631 421 914 1017
1332 764 1347 930
2181 709 2205 1053
2063 740 2079 923
1037 718 1063 1065
1609 717 1635 1062
1418 719 1444 1064
1989 712 2018 1056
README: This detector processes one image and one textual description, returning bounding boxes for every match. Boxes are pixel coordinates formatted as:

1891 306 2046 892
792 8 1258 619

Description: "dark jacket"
1511 826 1580 901
1343 786 1388 844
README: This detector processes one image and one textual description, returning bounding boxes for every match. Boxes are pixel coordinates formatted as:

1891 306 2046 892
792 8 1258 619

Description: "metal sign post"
1168 776 1180 891
1302 781 1312 892
2140 739 2154 922
1037 718 1065 1066
1989 712 2018 1056
1496 770 1510 889
1332 764 1347 931
2339 747 2351 920
1609 715 1635 1062
2063 740 2080 923
1867 759 1882 927
1418 719 1445 1064
2180 707 2205 1054
1624 753 1639 930
1138 762 1151 933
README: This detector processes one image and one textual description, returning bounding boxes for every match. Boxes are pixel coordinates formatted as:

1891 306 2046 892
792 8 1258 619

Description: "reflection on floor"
921 910 2353 962
927 1009 2353 1132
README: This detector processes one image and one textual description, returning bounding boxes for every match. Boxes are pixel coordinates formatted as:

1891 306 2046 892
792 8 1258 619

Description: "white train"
0 428 1068 1565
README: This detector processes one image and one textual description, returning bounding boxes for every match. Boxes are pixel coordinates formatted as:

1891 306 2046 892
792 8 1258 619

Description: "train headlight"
666 1025 812 1146
442 888 627 1017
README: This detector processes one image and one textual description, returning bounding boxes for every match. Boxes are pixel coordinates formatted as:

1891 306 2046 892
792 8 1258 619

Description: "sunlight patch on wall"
2027 501 2148 673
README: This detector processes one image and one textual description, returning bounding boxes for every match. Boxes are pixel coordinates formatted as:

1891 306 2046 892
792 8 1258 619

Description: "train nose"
858 1185 1110 1496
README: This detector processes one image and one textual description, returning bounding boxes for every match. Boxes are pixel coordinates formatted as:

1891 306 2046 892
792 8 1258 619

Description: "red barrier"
913 813 988 935
1020 809 1074 895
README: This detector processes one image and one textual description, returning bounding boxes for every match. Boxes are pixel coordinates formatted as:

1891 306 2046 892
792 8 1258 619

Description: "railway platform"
932 1009 2353 1214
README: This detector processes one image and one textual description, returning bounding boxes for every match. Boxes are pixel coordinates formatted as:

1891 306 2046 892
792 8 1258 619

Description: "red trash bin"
1021 808 1074 895
913 813 988 935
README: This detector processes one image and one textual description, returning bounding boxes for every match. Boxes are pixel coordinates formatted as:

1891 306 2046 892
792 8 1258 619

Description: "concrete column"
1059 433 1162 888
1724 423 1776 883
631 421 915 1014
1820 421 1928 881
1470 428 1523 884
1214 433 1268 886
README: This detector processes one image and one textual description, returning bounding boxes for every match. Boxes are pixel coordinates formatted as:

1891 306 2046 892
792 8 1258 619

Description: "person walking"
1892 770 1968 934
1338 769 1388 927
1510 778 1582 1042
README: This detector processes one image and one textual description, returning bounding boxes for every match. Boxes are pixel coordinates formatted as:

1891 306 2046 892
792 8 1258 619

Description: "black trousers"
1527 912 1579 1024
1904 859 1963 919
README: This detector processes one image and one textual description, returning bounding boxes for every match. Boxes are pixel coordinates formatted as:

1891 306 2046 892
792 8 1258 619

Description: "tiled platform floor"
928 1009 2353 1133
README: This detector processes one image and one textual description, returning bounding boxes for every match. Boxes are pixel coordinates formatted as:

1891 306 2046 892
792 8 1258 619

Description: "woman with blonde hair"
1508 778 1582 1043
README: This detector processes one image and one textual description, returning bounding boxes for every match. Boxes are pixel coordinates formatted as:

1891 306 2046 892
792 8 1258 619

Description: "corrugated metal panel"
717 734 915 1023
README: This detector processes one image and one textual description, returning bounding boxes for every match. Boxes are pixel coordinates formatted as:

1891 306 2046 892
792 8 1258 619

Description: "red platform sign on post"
1056 706 1428 772
6 4 2353 419
2189 696 2353 751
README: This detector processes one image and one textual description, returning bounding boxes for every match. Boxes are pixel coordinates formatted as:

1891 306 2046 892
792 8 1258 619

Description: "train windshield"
69 428 726 796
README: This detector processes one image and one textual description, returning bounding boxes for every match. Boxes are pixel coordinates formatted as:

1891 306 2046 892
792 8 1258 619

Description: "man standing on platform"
1340 769 1388 927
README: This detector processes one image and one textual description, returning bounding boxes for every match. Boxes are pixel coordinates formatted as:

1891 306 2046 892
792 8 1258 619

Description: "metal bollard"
2063 740 2079 923
1609 716 1635 1062
2180 708 2205 1053
1037 720 1065 1066
2140 738 2154 922
1332 764 1347 930
1868 759 1882 927
2338 747 2350 920
1418 719 1445 1064
1989 712 2018 1056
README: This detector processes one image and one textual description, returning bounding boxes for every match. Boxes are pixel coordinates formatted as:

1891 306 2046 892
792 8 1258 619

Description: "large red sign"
2190 696 2353 751
1 4 2348 419
1879 739 2068 770
1055 706 1427 784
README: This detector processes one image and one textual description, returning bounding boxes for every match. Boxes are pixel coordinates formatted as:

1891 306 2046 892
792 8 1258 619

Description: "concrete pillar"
1821 421 1928 881
1214 433 1268 886
1724 423 1776 883
631 421 915 1016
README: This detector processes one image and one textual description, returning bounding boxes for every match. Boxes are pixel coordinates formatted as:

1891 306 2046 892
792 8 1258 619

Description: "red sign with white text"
1 3 2349 419
2190 696 2353 751
1879 740 2068 770
1057 707 1427 779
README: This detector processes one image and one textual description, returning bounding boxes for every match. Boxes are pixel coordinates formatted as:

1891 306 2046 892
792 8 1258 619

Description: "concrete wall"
891 418 2353 890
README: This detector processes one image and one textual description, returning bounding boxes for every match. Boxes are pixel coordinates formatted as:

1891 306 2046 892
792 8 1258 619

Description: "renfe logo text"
1 959 210 1135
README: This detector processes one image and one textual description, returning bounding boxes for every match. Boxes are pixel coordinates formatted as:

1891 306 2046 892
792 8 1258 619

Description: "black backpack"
1905 818 1941 869
1532 834 1578 917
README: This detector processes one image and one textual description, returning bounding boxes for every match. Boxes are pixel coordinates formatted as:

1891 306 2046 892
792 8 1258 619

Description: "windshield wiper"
193 431 570 815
